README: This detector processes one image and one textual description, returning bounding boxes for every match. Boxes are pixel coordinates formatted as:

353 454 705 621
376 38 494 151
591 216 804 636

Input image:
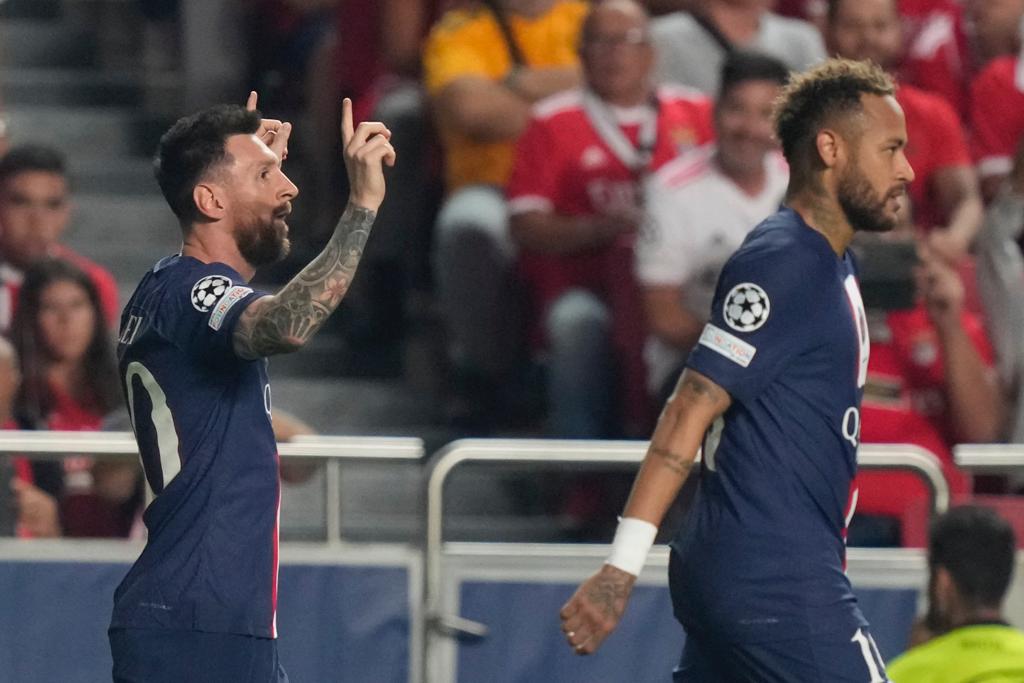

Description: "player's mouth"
273 204 292 222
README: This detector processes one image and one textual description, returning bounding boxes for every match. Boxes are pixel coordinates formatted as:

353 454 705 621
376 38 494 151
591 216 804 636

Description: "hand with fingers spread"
559 564 636 655
340 97 396 212
246 91 292 161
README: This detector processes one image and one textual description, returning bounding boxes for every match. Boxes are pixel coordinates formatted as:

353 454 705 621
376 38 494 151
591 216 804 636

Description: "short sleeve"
506 116 560 214
970 59 1023 177
686 250 821 403
158 263 266 363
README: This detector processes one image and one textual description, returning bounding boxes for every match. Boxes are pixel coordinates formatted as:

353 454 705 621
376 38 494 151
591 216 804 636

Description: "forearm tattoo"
650 446 694 477
235 203 376 358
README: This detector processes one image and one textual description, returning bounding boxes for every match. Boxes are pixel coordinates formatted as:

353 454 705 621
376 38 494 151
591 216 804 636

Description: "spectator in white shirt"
637 50 790 400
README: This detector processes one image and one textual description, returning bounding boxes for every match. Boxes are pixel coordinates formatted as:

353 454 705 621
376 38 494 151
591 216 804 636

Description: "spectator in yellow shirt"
423 0 587 428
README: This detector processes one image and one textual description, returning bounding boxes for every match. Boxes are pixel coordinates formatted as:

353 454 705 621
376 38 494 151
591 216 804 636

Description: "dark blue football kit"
109 255 287 682
671 208 889 682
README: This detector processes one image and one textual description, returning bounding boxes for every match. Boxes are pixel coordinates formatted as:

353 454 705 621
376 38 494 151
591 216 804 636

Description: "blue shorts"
109 627 289 683
672 626 889 682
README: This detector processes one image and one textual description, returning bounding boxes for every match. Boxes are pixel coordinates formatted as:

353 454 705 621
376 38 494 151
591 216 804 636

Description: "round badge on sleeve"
191 275 233 312
723 282 770 332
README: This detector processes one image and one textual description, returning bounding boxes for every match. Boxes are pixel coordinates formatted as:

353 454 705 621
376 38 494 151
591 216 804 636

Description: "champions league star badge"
191 275 233 312
723 282 770 332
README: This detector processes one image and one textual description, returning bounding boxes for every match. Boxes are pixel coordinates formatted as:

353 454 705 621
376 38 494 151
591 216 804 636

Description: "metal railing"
954 444 1024 474
0 430 424 544
420 438 951 679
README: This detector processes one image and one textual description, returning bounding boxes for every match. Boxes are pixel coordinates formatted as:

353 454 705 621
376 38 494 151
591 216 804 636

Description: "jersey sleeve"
685 250 821 404
158 262 266 363
506 115 560 214
969 59 1022 177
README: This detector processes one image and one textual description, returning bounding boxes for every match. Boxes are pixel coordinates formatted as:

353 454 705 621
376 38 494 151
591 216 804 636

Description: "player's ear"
193 182 226 221
815 128 841 169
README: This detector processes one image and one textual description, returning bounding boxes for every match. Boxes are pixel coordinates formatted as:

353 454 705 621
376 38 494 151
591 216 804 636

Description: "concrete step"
64 192 180 286
6 105 137 158
0 67 147 106
0 0 61 20
69 157 158 195
0 19 97 68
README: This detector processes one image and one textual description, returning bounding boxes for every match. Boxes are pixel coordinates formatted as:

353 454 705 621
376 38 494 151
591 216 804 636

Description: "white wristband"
606 517 658 577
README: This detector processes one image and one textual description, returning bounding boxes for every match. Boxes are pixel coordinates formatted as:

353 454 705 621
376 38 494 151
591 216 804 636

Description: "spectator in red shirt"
853 230 1004 545
970 53 1024 202
0 146 120 334
505 0 713 437
827 0 984 264
8 259 140 538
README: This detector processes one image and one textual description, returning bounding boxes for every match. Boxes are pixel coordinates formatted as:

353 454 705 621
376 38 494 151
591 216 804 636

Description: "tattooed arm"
233 204 375 358
559 369 731 655
233 97 396 359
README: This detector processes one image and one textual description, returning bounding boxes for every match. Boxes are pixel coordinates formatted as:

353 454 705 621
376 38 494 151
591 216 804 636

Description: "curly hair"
773 59 894 187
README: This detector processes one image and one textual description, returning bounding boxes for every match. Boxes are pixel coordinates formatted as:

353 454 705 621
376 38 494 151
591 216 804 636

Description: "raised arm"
559 369 731 655
233 98 396 359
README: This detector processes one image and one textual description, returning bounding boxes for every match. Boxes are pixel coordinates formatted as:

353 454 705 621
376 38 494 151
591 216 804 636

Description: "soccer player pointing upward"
561 59 913 681
108 97 393 682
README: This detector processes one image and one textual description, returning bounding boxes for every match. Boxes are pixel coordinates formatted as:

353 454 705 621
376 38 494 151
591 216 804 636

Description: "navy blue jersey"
111 255 281 638
672 208 871 644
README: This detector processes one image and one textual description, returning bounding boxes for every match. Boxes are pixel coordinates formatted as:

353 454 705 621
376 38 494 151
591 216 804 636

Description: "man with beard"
107 94 395 682
561 59 914 681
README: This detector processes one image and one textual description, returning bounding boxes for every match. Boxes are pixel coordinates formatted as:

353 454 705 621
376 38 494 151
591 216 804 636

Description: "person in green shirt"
888 505 1024 682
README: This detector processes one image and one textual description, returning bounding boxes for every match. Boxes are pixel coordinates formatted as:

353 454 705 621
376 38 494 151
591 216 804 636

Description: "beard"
235 208 291 268
837 163 900 234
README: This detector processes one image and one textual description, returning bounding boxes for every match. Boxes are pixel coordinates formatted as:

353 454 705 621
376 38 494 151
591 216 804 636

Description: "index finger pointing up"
246 91 258 112
341 97 355 146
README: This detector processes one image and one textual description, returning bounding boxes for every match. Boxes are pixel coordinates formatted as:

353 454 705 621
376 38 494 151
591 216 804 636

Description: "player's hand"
915 242 964 331
559 564 636 655
10 478 61 538
340 97 395 212
246 91 292 162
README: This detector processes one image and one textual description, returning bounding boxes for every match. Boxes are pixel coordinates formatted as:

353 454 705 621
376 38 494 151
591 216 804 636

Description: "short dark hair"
930 505 1016 610
0 144 67 188
719 50 790 100
154 104 261 224
773 59 894 186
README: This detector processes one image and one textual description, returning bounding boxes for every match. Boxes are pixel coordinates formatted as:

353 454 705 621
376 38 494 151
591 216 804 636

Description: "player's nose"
279 173 298 201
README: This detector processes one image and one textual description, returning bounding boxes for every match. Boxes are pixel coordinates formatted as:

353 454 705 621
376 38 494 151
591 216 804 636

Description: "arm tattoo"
674 371 729 409
650 446 694 477
234 203 376 358
585 572 631 620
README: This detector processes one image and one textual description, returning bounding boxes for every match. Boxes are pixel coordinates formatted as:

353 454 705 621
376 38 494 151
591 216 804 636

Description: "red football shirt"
970 56 1024 179
857 306 987 519
506 86 714 432
506 86 714 316
898 84 972 231
898 0 970 118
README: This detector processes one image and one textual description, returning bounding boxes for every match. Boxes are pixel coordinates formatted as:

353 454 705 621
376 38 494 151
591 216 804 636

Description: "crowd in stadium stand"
2 0 1024 553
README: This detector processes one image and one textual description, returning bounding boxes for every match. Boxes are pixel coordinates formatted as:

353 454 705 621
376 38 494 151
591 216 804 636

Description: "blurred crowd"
1 0 1024 548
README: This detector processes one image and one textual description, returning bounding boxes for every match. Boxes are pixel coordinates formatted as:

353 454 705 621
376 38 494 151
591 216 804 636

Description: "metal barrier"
0 430 424 545
954 444 1024 474
421 439 951 682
